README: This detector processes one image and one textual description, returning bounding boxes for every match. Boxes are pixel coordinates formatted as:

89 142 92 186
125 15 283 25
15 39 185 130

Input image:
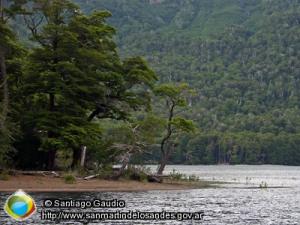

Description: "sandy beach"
0 175 200 192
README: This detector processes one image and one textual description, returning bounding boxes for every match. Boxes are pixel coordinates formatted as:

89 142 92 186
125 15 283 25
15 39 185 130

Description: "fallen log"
147 175 162 183
11 170 60 177
83 174 100 180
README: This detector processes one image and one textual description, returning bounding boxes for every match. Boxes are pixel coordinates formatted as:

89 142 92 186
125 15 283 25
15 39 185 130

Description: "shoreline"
0 175 210 192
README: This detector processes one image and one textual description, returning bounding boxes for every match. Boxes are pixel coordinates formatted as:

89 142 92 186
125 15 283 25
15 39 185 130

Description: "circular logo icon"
4 190 36 221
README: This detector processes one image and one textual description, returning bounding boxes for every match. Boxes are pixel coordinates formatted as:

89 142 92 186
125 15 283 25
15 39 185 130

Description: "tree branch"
160 99 176 155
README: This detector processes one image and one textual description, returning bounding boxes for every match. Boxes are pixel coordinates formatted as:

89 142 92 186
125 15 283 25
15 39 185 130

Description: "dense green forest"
74 0 300 165
0 0 195 174
1 0 300 171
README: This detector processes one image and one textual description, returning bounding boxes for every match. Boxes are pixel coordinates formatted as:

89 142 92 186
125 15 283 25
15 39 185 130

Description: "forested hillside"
1 0 300 169
74 0 300 165
0 0 195 174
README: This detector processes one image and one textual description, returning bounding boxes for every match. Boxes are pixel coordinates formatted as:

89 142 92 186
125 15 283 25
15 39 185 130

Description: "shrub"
188 174 199 181
64 174 76 184
0 170 9 181
169 169 184 181
123 166 149 182
97 164 114 179
259 181 268 188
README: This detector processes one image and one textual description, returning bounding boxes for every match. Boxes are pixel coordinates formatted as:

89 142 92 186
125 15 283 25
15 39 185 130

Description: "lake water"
0 165 300 224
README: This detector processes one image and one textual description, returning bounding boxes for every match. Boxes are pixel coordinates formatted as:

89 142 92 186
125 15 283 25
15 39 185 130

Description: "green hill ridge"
72 0 300 165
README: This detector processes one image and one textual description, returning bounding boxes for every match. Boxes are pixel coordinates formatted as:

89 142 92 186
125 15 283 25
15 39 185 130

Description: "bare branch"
23 13 45 45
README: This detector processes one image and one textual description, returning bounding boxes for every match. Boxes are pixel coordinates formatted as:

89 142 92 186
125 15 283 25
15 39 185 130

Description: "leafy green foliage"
0 1 28 166
154 83 196 174
63 174 76 184
2 0 300 169
7 0 158 169
0 170 10 180
74 0 300 165
171 117 196 133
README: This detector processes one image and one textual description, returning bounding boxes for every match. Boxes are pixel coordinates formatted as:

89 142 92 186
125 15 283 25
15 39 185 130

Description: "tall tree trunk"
47 93 56 170
157 100 175 175
157 153 168 175
157 143 175 175
47 149 56 170
71 148 81 168
80 146 87 167
72 145 88 169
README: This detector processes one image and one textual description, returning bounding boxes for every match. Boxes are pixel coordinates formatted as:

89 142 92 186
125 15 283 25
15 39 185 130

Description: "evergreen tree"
20 0 157 169
0 0 27 166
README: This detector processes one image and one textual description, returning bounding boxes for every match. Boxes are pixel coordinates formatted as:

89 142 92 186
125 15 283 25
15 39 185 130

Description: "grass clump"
123 166 149 182
63 174 76 184
187 174 199 182
169 170 200 182
96 164 114 179
165 169 220 188
169 169 184 181
0 170 10 181
259 181 268 189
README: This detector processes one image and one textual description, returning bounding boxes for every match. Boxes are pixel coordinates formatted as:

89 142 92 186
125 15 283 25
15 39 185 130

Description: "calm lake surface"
1 165 300 224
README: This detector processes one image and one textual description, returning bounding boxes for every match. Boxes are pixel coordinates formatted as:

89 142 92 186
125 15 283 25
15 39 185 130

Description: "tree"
0 0 27 166
74 0 300 166
21 0 157 170
22 0 90 169
154 83 196 174
67 11 157 167
105 114 165 178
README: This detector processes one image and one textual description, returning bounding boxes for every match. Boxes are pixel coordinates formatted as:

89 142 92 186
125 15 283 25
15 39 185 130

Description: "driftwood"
147 175 162 183
11 170 60 177
83 174 100 180
4 169 167 184
82 172 163 183
146 174 170 183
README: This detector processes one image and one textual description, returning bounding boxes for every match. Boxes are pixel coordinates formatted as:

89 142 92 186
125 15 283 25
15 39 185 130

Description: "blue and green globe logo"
4 190 36 221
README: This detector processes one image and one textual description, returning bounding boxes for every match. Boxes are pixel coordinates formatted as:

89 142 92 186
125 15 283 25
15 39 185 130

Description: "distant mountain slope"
74 0 300 165
74 0 292 39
